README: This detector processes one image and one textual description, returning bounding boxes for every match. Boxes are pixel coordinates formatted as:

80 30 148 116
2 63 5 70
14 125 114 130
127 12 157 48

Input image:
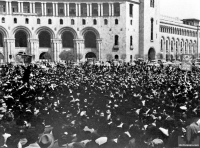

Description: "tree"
59 50 75 61
15 55 23 63
77 53 83 62
106 54 113 61
121 54 127 61
134 54 139 60
43 52 51 60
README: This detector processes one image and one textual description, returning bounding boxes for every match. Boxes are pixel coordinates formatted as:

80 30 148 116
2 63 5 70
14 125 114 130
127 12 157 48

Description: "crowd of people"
0 60 200 148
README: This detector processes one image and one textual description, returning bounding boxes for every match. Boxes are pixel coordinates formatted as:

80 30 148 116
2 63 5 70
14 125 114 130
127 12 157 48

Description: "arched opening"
104 19 108 25
85 52 96 59
148 48 156 61
115 55 119 60
39 52 51 60
60 19 63 25
37 19 40 24
15 30 27 47
0 33 3 47
39 31 51 48
85 31 96 48
62 31 74 48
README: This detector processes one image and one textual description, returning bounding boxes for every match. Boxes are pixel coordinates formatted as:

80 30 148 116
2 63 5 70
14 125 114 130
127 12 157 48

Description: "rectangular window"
59 7 64 15
0 5 6 13
24 5 30 13
129 4 133 17
103 3 109 16
114 3 120 16
150 0 154 8
47 7 52 16
81 4 87 16
35 7 42 15
92 3 98 16
12 6 18 13
69 3 76 16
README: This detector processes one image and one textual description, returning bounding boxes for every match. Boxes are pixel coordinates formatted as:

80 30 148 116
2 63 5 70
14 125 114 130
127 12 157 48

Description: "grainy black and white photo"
0 0 200 147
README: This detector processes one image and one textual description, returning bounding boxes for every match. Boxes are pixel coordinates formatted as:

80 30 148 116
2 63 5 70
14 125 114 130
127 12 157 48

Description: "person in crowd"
0 60 200 148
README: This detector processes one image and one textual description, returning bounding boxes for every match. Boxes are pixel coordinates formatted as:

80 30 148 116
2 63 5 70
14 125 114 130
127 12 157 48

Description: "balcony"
113 45 119 51
130 45 134 50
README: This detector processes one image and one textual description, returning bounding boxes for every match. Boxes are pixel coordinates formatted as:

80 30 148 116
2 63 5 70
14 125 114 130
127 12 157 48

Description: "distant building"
0 0 199 63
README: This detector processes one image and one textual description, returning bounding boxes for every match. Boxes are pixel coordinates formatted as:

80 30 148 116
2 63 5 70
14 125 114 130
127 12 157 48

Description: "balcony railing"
113 45 119 51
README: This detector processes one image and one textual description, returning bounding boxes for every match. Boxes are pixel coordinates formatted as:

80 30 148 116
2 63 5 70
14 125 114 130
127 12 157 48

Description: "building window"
130 20 132 25
82 19 86 25
47 7 52 16
151 18 154 41
93 19 97 25
24 5 30 13
103 3 109 16
81 3 87 17
92 3 98 16
115 35 119 46
129 4 133 17
37 18 40 24
71 19 75 25
14 18 17 24
25 18 29 24
60 19 63 25
130 55 133 61
130 36 133 45
104 19 108 25
171 41 173 52
114 3 120 16
2 17 5 23
69 3 76 16
48 19 52 24
150 0 154 7
12 6 17 13
161 40 163 52
115 19 118 25
58 8 64 16
0 5 6 13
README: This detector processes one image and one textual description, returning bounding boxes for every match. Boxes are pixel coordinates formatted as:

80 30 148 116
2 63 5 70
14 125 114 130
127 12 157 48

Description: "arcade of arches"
160 37 197 60
0 27 102 63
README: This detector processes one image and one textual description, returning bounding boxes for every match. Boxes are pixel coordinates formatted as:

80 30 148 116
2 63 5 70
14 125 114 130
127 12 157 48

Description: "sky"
160 0 200 20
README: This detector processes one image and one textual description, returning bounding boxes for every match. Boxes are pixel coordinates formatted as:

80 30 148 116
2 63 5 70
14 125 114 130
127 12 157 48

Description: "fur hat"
38 134 54 148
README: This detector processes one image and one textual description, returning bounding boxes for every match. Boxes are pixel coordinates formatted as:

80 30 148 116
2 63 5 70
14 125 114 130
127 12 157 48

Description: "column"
57 40 62 61
64 3 67 16
30 2 32 13
101 3 103 16
5 39 15 63
21 2 23 13
55 2 58 16
111 3 114 16
98 3 100 16
9 1 12 14
3 39 8 63
87 3 89 17
109 3 111 16
52 2 55 16
6 1 9 14
33 2 35 14
44 2 46 16
41 3 44 16
78 3 81 17
97 39 102 61
18 1 21 13
67 3 69 16
90 3 92 16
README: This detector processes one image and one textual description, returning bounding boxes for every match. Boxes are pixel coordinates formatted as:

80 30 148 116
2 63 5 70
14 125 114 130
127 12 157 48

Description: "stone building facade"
0 0 199 63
